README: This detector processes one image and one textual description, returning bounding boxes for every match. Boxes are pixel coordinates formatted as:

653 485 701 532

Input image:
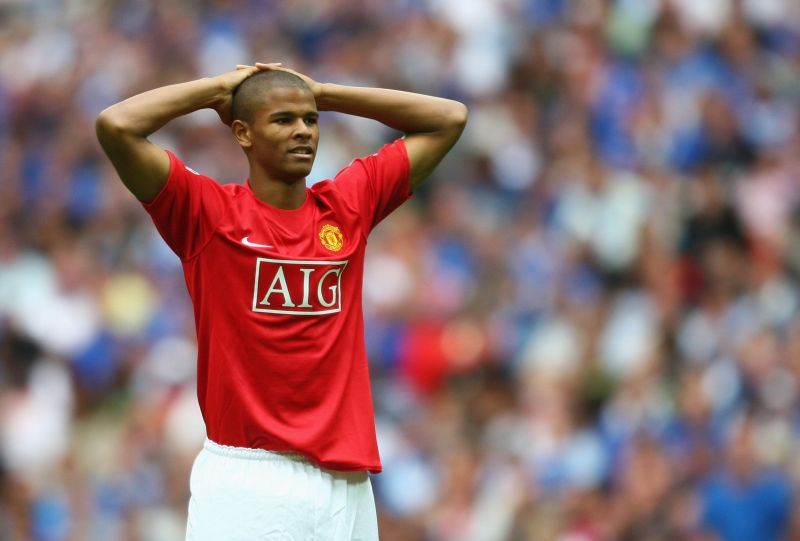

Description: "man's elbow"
96 108 116 138
95 106 131 140
447 101 468 130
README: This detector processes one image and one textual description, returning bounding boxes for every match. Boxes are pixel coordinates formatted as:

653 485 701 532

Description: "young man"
95 62 466 540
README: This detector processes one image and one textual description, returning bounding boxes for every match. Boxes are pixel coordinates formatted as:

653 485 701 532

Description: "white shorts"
185 439 379 541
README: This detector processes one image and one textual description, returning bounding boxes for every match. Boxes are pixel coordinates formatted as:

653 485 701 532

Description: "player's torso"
185 183 366 323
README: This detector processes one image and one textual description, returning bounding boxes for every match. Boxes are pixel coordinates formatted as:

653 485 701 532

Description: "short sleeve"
331 139 411 232
141 151 229 260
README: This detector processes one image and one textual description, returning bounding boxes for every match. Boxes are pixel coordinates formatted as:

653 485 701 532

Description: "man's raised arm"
95 64 274 201
259 64 467 191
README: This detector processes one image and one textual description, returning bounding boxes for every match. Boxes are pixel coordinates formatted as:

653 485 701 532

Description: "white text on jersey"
252 258 348 316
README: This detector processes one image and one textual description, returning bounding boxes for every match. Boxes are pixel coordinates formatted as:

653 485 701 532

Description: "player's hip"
185 438 378 540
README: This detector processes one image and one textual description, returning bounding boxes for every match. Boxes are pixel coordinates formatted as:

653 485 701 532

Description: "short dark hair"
231 70 312 123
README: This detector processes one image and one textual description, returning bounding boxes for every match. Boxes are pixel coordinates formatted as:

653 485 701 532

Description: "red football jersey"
142 139 411 472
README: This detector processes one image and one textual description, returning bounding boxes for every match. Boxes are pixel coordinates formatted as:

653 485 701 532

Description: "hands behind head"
212 63 275 125
213 63 321 126
251 63 322 98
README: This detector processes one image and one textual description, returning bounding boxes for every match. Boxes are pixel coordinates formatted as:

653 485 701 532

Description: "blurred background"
1 0 800 539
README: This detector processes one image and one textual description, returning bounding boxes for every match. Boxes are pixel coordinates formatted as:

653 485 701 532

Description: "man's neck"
248 169 307 210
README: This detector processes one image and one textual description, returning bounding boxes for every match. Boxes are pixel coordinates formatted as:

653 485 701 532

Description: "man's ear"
232 119 252 148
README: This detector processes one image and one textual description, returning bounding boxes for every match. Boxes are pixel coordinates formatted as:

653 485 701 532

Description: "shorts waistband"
203 439 312 463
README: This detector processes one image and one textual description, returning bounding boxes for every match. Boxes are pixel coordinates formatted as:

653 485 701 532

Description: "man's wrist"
314 82 330 109
204 76 231 108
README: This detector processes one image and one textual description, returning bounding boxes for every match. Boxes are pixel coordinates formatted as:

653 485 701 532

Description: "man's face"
245 86 319 182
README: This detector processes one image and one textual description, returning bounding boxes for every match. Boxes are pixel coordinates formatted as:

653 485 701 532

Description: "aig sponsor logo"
252 258 348 316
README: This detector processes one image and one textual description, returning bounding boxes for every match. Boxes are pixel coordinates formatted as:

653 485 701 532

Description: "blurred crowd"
1 0 800 539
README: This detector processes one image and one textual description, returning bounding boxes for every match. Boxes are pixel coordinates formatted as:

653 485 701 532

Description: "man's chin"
287 162 314 178
280 165 314 183
262 158 315 183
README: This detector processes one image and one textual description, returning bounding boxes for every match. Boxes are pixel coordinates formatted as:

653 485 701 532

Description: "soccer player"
95 62 467 540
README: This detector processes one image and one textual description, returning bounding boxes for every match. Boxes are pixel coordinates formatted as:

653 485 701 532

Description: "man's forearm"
315 84 467 134
97 77 225 137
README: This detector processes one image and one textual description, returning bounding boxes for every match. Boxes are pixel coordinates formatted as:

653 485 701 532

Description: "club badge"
319 224 344 252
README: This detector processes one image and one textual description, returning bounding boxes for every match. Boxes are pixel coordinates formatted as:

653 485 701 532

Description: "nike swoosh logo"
241 236 273 249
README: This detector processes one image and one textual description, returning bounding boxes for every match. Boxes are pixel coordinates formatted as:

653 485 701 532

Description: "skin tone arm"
95 63 281 202
256 63 468 191
98 62 467 199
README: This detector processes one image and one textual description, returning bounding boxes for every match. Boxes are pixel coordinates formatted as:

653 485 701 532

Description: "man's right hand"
212 63 282 125
97 63 282 202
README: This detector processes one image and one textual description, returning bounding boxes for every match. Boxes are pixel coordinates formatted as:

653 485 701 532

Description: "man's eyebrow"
269 111 319 118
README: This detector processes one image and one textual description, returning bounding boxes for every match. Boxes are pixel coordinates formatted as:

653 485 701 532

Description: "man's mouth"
288 146 314 158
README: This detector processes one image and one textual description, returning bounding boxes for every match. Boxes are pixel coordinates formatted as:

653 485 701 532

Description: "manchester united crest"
319 224 344 252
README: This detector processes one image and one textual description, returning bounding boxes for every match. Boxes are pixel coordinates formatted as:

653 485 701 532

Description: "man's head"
231 70 319 182
231 70 312 123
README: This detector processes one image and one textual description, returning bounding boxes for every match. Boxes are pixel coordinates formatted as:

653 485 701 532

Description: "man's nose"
293 119 311 138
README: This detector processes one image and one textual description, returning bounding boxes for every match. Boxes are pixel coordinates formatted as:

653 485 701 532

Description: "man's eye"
305 118 318 126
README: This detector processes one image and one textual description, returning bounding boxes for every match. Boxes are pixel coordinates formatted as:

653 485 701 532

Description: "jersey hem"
205 438 382 473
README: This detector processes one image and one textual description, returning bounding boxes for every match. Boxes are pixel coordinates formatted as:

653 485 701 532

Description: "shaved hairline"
231 70 313 123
